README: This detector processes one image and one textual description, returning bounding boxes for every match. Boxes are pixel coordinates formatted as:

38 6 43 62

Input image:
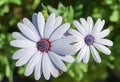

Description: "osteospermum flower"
68 17 113 63
10 12 76 80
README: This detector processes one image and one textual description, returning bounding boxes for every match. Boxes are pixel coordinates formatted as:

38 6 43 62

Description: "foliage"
0 0 120 82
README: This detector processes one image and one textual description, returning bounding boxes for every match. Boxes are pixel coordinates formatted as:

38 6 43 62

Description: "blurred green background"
0 0 120 82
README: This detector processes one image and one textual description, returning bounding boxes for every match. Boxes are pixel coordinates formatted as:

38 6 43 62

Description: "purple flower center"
85 35 94 46
37 39 51 52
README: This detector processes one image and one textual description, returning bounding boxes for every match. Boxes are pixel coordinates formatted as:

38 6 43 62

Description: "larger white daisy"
10 12 76 80
68 17 113 63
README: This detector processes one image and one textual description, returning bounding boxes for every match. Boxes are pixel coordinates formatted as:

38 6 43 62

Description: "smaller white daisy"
68 17 113 63
10 12 76 80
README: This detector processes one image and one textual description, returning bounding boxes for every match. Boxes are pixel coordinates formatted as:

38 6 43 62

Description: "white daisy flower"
68 17 113 63
10 12 76 80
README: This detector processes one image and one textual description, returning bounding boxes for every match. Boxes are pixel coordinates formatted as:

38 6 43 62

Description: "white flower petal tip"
37 12 45 38
50 23 70 41
83 60 89 64
11 12 75 80
10 40 36 48
95 39 113 46
109 41 113 46
76 45 87 62
94 43 111 55
17 23 40 42
59 55 74 63
90 46 102 63
49 51 67 72
54 16 62 29
76 58 80 62
44 13 55 38
71 17 113 63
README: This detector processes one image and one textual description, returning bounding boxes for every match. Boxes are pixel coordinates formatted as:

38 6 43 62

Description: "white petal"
24 51 40 76
95 29 110 39
42 53 51 80
87 17 93 33
34 53 42 80
93 43 111 55
76 45 87 62
68 29 84 38
53 16 62 30
32 13 39 31
92 19 105 35
48 55 59 78
51 37 76 55
91 19 101 35
56 55 74 63
12 48 37 59
10 40 36 48
49 51 67 72
49 23 70 41
95 39 113 46
75 35 84 42
37 12 45 38
12 49 26 59
52 36 77 45
23 18 40 40
73 20 86 36
15 49 37 66
74 41 85 51
90 45 101 63
44 13 55 38
99 20 105 32
17 23 39 42
83 47 90 63
12 32 28 40
80 18 89 34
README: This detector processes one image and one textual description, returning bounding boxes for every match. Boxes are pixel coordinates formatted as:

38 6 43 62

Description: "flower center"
85 35 94 46
37 39 51 52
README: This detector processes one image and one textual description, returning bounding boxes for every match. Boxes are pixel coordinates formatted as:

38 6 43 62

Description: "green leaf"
68 62 88 81
47 5 58 15
110 10 119 22
8 0 22 5
32 0 41 9
67 6 74 23
0 5 9 16
6 65 10 77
